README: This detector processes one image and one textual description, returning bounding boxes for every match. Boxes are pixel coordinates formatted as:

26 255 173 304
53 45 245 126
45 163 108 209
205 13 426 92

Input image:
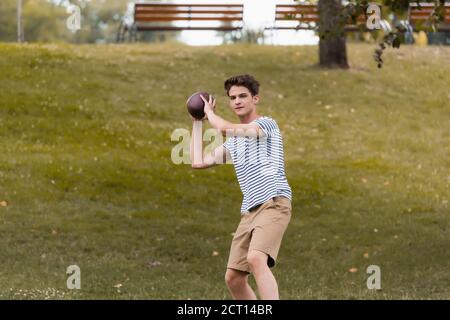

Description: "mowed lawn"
0 42 449 299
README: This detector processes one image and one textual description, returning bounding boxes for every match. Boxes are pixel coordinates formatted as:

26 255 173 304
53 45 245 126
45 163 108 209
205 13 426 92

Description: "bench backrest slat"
136 10 243 14
134 3 244 23
409 2 450 24
135 3 244 7
131 2 244 32
135 17 243 22
273 4 372 24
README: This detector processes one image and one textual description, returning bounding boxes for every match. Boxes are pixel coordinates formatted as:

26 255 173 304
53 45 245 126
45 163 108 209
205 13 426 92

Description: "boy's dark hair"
224 74 260 97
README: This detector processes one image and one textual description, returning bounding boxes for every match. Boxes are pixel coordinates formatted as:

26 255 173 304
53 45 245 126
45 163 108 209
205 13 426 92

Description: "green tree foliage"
0 0 182 43
23 0 68 42
0 0 21 42
0 0 128 43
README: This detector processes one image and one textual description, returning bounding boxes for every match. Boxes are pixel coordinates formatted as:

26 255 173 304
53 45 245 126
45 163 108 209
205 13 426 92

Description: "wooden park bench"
118 2 244 42
408 2 450 31
265 3 380 32
267 2 450 32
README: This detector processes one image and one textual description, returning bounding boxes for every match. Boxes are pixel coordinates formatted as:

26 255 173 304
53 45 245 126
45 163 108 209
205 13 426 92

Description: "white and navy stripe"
223 116 292 214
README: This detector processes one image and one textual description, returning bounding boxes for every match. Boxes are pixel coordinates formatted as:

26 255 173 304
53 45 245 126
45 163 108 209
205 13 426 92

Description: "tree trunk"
318 0 349 68
17 0 24 43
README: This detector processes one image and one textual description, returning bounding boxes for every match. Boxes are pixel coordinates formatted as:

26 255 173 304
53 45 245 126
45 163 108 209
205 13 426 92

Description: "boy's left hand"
200 94 216 120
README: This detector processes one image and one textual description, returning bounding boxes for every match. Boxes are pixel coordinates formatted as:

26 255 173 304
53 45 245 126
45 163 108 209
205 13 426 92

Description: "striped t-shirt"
223 116 292 214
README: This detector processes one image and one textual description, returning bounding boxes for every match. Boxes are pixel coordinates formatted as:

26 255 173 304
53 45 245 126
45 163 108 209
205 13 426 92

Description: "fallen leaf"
349 267 358 273
0 201 8 207
363 252 369 259
212 251 219 257
147 261 162 268
113 284 122 288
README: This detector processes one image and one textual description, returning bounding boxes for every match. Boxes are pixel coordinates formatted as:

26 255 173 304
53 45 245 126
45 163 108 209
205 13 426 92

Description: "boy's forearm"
205 110 232 134
190 120 203 166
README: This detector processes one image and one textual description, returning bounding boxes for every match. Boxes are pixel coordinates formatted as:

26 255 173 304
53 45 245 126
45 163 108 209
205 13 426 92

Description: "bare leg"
225 268 257 300
247 250 279 300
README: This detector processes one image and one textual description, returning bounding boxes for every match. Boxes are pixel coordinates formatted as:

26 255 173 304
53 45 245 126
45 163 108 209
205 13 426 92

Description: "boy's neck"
239 112 261 124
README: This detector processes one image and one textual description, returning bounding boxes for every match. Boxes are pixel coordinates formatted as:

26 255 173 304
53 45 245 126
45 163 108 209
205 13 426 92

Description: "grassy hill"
0 43 449 299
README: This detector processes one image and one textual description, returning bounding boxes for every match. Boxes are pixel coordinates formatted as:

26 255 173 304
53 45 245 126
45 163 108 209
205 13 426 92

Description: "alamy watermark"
66 265 81 290
66 0 91 33
366 265 381 290
171 127 282 177
366 4 382 30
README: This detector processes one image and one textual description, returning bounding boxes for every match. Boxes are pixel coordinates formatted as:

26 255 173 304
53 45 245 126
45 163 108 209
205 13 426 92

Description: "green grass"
0 42 449 299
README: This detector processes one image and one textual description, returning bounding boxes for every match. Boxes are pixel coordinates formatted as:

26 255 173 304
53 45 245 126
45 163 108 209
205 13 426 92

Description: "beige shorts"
227 196 292 273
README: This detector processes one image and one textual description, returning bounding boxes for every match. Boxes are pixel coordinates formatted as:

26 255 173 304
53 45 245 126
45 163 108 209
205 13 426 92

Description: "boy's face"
228 85 259 117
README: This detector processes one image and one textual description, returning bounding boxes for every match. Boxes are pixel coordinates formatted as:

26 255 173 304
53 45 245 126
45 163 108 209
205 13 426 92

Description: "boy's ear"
253 95 260 104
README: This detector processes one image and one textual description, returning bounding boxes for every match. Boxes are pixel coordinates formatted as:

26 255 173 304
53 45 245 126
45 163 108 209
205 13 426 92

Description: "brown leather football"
186 91 211 120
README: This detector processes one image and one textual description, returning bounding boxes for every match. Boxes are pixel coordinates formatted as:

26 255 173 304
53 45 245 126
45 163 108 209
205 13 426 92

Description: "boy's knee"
247 250 268 272
225 269 247 289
